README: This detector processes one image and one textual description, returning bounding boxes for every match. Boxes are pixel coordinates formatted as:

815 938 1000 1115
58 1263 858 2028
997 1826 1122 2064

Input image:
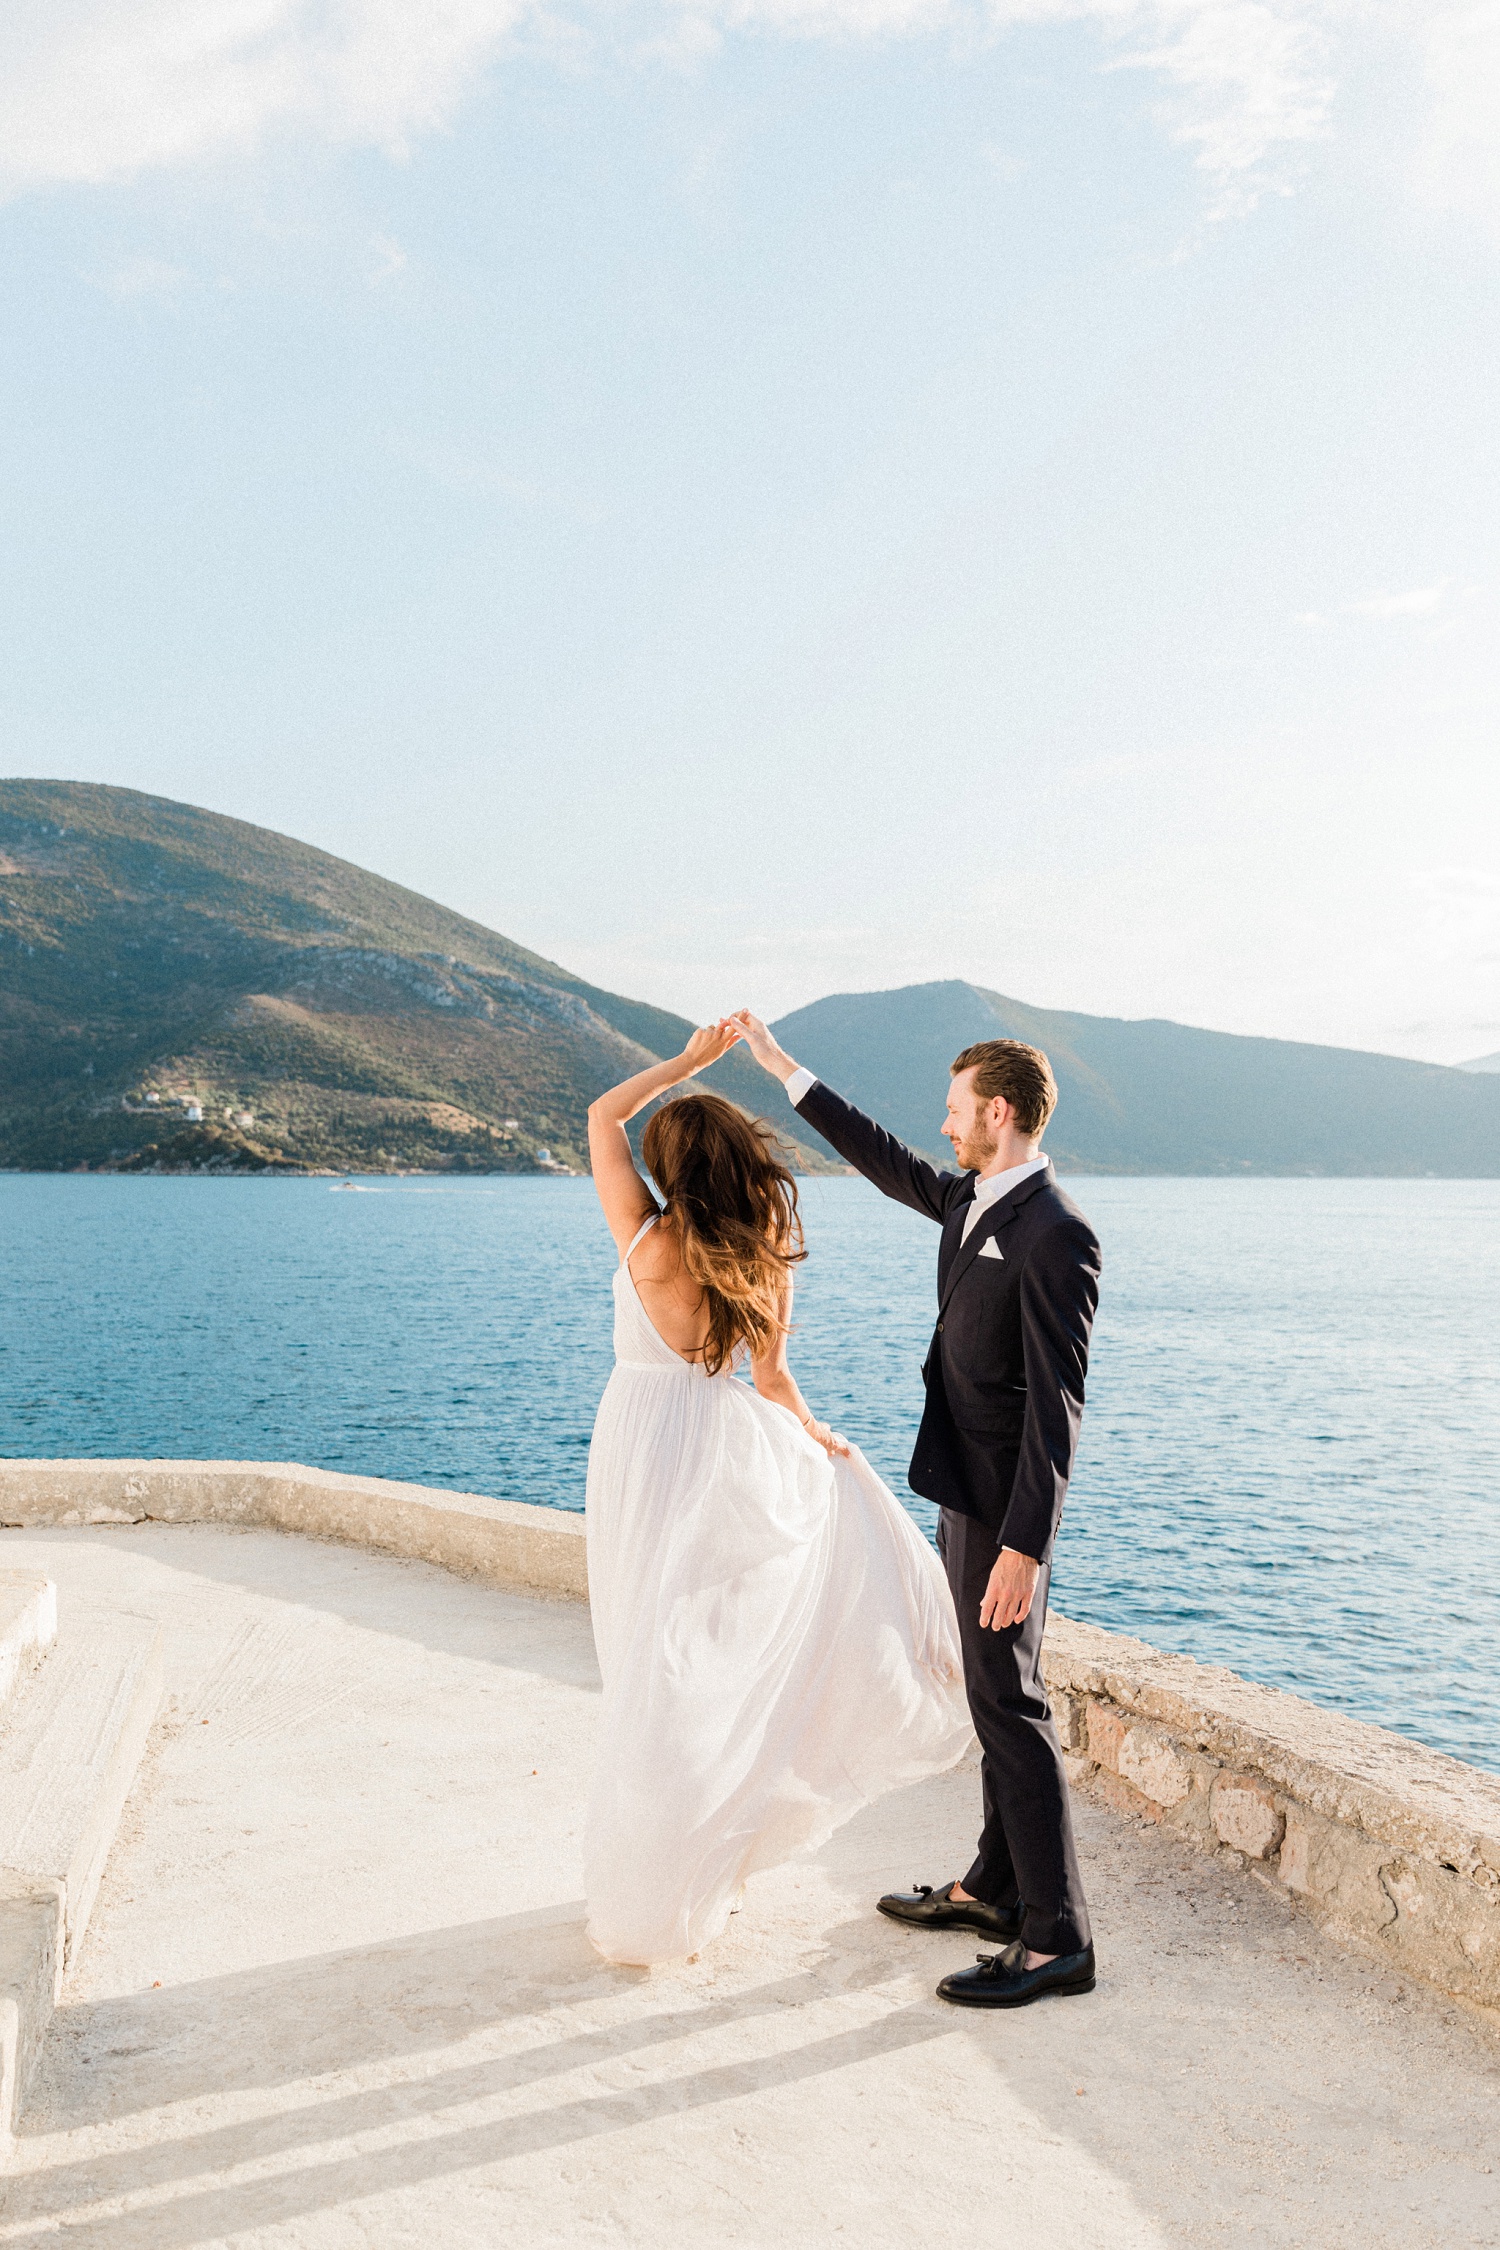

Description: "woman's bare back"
627 1217 714 1363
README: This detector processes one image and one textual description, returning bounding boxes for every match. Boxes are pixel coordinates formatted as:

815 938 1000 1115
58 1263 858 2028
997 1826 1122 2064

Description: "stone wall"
1043 1613 1500 2016
0 1458 587 1602
3 1458 1497 2021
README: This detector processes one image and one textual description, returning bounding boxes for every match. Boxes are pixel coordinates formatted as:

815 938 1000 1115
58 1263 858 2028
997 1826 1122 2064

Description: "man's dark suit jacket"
794 1080 1101 1565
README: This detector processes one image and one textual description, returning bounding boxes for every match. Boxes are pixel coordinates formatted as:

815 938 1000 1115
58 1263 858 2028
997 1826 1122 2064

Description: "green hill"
770 981 1500 1176
0 780 835 1175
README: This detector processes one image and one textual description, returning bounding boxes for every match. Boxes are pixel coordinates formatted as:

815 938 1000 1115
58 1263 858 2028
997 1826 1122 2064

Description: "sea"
3 1172 1497 1775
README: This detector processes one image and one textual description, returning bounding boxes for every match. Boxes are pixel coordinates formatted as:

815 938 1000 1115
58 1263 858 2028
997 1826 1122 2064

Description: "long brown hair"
640 1091 805 1376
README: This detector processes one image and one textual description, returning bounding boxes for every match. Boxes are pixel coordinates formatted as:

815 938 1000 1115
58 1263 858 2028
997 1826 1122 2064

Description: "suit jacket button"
937 1321 944 1331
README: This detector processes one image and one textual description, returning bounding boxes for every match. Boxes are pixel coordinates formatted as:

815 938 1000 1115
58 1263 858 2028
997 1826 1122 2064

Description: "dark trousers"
938 1507 1091 1957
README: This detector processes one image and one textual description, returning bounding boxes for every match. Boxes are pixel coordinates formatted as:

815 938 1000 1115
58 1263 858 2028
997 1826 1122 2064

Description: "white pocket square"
977 1237 1005 1261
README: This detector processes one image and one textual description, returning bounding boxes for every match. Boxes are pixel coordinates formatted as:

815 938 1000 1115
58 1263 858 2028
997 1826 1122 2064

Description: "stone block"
1211 1774 1285 1859
1116 1718 1193 1810
1278 1803 1313 1893
1279 1801 1394 1937
1086 1703 1192 1808
1169 1768 1219 1845
1090 1765 1162 1822
1050 1687 1087 1753
1377 1856 1500 2009
1087 1701 1127 1772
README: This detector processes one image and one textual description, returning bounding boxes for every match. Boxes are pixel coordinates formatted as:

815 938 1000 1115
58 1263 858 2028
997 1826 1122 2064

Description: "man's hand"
979 1547 1040 1632
728 1010 799 1081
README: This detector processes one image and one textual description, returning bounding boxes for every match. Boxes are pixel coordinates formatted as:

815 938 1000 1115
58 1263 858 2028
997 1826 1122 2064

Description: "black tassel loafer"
877 1881 1025 1943
937 1940 1097 2009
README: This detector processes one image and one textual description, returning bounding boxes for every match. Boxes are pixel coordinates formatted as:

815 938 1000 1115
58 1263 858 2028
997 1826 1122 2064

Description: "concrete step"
0 1574 56 1716
0 1600 164 1959
0 1600 163 2148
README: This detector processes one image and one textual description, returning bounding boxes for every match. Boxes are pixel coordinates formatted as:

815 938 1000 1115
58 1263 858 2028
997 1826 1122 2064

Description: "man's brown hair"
950 1039 1058 1140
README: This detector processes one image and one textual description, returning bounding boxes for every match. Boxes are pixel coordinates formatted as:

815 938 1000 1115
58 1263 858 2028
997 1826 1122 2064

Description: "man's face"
943 1067 1000 1172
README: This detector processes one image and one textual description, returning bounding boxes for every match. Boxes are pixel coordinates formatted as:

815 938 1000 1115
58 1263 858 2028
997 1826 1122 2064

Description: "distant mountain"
1459 1051 1500 1074
770 981 1500 1176
0 781 835 1175
11 785 1494 1179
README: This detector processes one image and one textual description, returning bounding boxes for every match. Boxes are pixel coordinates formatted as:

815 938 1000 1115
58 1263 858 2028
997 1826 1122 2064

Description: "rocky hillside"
0 781 833 1175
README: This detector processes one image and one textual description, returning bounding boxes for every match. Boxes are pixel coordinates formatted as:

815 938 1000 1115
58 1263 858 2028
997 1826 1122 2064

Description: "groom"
733 1013 1101 2010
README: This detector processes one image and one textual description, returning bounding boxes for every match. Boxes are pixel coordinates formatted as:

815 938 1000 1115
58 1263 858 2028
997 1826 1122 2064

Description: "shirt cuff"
784 1065 817 1107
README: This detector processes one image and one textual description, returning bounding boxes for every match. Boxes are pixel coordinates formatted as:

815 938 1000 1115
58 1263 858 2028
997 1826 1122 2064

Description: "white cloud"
1410 0 1500 231
1343 580 1451 618
0 0 528 196
1297 581 1489 627
1102 0 1334 213
691 0 1335 207
0 0 1496 240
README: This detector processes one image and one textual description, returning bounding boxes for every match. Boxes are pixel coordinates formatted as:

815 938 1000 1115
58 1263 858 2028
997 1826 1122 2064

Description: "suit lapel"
937 1180 977 1299
937 1168 1050 1316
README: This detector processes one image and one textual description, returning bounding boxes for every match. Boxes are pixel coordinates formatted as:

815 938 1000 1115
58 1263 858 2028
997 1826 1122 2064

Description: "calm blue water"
3 1173 1497 1773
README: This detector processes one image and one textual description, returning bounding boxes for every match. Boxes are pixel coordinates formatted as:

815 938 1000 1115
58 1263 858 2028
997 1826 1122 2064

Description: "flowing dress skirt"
584 1277 973 1967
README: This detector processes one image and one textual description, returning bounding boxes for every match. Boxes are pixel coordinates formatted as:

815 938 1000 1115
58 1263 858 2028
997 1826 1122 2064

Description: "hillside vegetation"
0 781 832 1175
771 981 1500 1176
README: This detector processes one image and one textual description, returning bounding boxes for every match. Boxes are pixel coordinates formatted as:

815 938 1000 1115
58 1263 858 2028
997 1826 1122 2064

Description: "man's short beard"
959 1117 997 1172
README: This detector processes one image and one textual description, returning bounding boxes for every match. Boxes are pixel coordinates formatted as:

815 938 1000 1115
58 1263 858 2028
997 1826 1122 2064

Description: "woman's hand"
728 1011 799 1083
680 1019 741 1075
803 1417 850 1459
588 1018 740 1252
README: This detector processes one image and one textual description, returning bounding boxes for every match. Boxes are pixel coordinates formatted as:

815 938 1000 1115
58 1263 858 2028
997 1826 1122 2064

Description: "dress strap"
622 1211 661 1263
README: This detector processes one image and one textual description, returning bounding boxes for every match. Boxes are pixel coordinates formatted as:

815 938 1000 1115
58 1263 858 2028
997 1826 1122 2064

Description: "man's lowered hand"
980 1547 1040 1631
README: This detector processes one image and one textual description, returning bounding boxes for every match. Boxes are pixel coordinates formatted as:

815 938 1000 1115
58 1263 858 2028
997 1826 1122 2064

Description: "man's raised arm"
729 1010 952 1224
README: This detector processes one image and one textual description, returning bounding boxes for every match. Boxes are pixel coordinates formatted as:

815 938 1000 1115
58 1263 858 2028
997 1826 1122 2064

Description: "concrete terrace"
2 1520 1499 2250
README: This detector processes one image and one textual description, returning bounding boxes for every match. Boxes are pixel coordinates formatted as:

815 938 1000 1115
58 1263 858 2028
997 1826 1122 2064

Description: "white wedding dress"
584 1215 974 1967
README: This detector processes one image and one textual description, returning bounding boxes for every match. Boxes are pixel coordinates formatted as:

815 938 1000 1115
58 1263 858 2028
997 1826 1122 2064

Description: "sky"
1 1 1497 1063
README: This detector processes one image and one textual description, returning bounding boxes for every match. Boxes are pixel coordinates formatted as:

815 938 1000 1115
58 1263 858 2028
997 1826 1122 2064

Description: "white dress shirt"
958 1155 1051 1241
783 1068 1048 1239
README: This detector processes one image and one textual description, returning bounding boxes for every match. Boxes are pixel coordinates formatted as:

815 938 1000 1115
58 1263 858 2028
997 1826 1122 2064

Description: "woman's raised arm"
586 1020 741 1254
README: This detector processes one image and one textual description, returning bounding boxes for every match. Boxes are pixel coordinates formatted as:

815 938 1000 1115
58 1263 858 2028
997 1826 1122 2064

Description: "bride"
583 1020 973 1967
